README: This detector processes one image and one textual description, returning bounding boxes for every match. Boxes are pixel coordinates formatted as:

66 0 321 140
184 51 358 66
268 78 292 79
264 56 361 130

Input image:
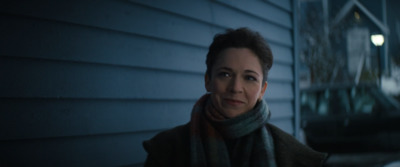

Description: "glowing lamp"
371 34 384 46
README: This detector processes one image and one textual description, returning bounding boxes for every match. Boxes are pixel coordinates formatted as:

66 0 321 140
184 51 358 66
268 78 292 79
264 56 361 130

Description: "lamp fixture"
371 34 384 46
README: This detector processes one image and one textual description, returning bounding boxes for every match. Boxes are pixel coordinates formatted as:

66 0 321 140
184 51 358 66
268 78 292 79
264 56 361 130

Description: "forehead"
213 48 262 72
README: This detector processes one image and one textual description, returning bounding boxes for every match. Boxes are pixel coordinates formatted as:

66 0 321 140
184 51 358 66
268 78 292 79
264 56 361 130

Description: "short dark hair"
205 27 273 83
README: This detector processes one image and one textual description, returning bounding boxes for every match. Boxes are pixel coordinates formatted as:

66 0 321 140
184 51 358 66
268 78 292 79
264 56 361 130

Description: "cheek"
248 86 263 98
210 79 226 93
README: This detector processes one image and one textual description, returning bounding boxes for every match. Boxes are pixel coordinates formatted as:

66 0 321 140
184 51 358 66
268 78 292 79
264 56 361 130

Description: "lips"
224 98 244 106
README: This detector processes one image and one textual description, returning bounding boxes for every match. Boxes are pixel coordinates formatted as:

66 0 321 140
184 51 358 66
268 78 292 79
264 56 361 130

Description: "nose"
229 77 243 93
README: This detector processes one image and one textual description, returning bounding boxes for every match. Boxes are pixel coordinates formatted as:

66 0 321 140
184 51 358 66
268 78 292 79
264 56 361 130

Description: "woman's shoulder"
143 123 190 151
142 123 190 166
266 123 328 167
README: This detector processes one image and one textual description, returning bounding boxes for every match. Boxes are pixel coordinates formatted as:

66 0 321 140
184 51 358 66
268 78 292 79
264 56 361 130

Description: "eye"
217 72 231 78
245 75 257 81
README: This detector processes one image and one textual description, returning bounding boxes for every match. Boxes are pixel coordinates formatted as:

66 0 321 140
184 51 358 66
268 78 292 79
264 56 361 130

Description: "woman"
143 28 327 167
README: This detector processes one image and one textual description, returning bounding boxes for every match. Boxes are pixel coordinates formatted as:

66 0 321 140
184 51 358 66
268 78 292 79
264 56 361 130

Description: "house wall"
0 0 297 166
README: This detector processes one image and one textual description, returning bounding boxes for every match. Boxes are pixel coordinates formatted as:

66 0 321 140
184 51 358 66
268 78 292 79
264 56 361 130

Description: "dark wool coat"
143 123 328 167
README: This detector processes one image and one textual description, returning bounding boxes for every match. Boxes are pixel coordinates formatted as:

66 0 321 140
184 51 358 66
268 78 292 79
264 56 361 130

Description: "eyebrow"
217 67 233 72
244 70 261 76
217 67 261 77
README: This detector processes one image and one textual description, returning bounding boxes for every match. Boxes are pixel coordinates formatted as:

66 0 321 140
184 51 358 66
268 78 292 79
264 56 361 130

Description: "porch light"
370 34 384 46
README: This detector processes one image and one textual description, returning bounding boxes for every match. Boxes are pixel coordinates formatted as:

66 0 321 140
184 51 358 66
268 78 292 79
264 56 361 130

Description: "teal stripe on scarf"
190 94 277 167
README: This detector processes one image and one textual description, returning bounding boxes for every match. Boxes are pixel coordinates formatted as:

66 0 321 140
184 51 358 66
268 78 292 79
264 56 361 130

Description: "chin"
222 110 245 118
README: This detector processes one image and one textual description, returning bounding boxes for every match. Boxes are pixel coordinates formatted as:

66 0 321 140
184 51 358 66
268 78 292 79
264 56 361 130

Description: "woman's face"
205 48 267 118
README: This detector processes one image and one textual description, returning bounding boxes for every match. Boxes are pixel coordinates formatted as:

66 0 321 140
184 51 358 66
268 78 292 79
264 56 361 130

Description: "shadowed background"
0 0 298 166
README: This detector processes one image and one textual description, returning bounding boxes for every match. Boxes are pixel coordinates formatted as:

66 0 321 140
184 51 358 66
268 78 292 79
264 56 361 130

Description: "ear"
258 81 268 100
205 74 211 92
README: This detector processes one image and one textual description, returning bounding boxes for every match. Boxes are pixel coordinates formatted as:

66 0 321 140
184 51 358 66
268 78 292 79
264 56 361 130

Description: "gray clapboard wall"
0 0 297 166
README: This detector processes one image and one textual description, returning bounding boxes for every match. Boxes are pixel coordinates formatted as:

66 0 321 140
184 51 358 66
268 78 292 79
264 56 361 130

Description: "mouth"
224 98 244 106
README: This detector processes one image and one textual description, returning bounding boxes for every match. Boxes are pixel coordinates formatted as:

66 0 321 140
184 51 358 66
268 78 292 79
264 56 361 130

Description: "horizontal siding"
131 0 292 28
265 82 294 100
1 0 293 47
128 0 293 46
210 3 293 47
0 0 296 166
0 57 204 99
0 99 292 141
270 43 293 64
0 56 291 100
0 14 207 74
0 97 293 141
0 13 293 75
269 64 294 82
267 0 292 12
214 0 292 28
0 0 214 47
269 119 294 133
269 101 294 119
0 98 193 140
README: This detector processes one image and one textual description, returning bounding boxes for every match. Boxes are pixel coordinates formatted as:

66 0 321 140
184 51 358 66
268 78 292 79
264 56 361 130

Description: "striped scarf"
190 94 277 167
